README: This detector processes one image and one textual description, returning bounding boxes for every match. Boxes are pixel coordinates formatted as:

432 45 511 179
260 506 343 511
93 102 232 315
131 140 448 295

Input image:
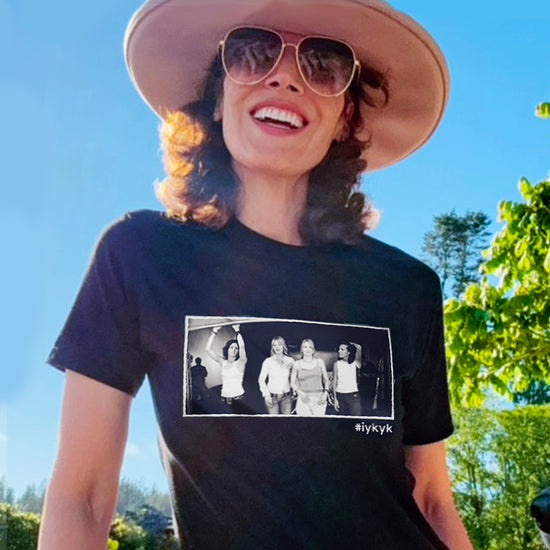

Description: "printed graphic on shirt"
184 316 394 419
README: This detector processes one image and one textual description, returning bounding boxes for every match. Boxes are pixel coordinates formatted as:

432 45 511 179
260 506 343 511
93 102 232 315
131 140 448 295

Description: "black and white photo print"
184 316 394 419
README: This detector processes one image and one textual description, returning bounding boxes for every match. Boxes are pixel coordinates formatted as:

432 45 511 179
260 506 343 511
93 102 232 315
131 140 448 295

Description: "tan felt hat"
124 0 450 172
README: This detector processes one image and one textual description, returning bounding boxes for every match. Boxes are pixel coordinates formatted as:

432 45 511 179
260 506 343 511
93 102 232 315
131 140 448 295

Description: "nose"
264 45 305 94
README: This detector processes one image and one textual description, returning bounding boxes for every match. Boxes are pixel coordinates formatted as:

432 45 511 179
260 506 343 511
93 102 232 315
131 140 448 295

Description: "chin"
231 143 322 179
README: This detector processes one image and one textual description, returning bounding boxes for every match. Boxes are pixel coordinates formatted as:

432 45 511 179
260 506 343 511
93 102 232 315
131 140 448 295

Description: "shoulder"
261 357 274 370
99 210 213 247
95 210 220 267
357 235 439 281
350 234 442 300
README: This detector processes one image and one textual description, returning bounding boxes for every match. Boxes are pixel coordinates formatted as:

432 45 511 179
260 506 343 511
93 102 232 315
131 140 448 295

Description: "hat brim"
125 0 450 172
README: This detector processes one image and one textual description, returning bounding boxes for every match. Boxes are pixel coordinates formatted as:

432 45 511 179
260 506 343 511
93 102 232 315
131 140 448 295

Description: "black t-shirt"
49 210 453 550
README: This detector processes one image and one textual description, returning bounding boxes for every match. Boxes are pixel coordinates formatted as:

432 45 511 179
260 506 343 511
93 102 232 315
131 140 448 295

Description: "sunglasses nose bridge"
265 42 306 92
276 42 299 69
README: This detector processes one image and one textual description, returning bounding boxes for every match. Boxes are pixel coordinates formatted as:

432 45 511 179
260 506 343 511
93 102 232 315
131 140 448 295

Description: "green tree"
0 479 14 505
447 408 496 549
117 479 171 517
536 102 550 118
448 406 550 550
125 505 178 550
513 379 550 405
16 482 45 514
422 210 491 299
445 175 550 405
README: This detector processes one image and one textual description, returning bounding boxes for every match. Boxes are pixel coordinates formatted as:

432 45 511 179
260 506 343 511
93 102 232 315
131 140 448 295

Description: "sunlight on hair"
161 111 206 153
363 207 381 231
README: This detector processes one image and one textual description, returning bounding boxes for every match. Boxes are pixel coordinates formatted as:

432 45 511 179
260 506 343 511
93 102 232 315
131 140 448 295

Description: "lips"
251 105 308 130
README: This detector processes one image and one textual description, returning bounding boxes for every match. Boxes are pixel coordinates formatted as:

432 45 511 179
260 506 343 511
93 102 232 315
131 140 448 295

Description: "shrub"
110 515 147 550
0 502 40 550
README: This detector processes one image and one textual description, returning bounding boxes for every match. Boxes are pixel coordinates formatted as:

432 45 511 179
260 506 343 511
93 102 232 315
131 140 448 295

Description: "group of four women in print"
207 326 362 416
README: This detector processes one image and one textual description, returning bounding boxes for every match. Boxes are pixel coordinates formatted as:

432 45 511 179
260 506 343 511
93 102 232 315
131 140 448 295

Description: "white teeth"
253 107 304 129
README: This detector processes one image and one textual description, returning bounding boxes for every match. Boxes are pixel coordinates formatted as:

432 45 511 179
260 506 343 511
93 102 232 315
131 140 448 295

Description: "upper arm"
237 333 247 364
205 331 223 364
50 370 132 507
404 441 455 512
354 343 362 364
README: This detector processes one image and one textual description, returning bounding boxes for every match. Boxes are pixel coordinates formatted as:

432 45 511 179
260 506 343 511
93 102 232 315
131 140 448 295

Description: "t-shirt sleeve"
401 271 454 445
48 216 148 396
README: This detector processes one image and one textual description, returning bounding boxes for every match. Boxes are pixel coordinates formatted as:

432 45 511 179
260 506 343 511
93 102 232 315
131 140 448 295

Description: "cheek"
323 99 347 138
220 82 242 151
221 105 239 150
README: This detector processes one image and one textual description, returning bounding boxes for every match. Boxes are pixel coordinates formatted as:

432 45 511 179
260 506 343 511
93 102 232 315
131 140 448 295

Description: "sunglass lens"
298 37 355 96
223 28 282 84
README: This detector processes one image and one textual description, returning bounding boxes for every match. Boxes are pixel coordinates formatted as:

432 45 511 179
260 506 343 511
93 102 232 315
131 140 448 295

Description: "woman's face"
228 342 239 358
219 30 347 181
338 344 350 360
301 341 315 357
273 340 284 355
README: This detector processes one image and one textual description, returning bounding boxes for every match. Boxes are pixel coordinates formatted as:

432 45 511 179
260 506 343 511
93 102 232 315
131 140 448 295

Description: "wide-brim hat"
125 0 450 172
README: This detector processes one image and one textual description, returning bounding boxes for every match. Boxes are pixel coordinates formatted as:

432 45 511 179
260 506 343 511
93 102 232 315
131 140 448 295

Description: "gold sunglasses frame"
219 25 361 98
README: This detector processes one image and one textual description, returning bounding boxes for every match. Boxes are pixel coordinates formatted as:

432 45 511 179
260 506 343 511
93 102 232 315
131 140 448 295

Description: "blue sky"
1 0 548 497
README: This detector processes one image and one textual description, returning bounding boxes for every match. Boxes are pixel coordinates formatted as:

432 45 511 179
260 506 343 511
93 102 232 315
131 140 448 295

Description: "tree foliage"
448 405 550 550
125 505 178 550
0 503 40 550
0 479 14 506
16 482 45 514
422 210 491 299
117 479 172 517
513 379 550 406
110 515 148 550
110 506 178 550
536 102 550 119
445 175 550 405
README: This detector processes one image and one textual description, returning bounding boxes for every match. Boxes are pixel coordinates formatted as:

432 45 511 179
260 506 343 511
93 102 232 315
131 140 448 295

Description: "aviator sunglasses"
219 26 361 97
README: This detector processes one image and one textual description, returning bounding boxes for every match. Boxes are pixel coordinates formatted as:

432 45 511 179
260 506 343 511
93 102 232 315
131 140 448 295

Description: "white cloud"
0 433 7 443
125 442 141 457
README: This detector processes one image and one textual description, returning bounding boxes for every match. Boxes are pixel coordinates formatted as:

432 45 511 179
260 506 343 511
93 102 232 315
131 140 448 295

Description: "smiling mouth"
252 107 307 129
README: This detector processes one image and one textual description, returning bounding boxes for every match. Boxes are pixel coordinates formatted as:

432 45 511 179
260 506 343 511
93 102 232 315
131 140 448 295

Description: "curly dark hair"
157 54 389 244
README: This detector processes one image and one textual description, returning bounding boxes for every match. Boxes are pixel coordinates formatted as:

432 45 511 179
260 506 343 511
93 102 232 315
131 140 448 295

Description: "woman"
333 341 362 416
205 324 247 405
291 339 330 416
258 336 294 414
39 1 473 548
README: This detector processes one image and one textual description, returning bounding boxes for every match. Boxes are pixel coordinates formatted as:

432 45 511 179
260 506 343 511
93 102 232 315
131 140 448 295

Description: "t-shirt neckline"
224 217 318 259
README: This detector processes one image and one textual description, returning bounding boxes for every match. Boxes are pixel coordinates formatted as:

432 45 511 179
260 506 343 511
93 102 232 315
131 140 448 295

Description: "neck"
234 164 309 246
